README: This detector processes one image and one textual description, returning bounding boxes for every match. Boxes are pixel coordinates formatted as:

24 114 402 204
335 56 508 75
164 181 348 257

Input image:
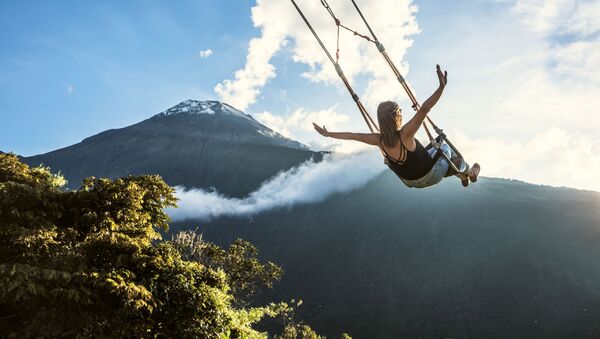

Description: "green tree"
0 153 342 338
171 231 283 306
0 153 285 338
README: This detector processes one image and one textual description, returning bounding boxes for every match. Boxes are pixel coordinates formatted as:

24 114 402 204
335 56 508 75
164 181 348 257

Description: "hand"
436 64 448 87
313 123 329 137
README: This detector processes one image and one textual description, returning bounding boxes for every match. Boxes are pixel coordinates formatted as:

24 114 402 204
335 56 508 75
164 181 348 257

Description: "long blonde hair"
377 101 401 148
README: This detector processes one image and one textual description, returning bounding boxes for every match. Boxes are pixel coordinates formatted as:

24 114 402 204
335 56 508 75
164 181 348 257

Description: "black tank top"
380 136 436 180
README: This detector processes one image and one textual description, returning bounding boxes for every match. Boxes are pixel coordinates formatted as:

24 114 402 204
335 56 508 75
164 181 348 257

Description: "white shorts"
400 144 466 188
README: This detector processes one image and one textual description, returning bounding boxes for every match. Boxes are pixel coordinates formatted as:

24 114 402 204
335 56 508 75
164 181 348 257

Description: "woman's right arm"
402 65 447 139
313 123 379 146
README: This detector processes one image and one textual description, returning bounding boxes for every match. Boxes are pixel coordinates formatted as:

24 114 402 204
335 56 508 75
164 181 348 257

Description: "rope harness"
290 0 469 177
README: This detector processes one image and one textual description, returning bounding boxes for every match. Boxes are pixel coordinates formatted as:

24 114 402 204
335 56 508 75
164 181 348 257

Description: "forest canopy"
0 153 339 338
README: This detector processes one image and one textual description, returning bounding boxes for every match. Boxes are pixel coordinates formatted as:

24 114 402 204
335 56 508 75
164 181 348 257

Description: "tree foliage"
171 231 283 305
0 153 331 338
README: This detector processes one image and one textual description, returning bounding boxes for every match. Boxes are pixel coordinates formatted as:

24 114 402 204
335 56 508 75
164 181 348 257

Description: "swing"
291 0 472 187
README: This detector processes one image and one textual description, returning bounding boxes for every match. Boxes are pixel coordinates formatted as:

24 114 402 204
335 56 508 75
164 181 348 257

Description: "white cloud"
256 107 372 154
414 0 600 191
66 85 75 94
511 0 574 35
215 0 419 110
213 0 290 110
255 111 292 137
566 0 600 36
198 49 213 58
256 106 349 137
553 39 600 83
454 128 600 191
167 151 385 221
508 0 600 84
511 0 600 36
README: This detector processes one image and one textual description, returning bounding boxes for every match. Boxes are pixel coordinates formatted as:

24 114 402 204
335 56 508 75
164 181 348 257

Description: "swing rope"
291 0 378 133
319 0 442 148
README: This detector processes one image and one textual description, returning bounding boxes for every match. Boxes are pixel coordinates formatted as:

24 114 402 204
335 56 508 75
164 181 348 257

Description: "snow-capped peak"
158 100 253 121
154 99 309 150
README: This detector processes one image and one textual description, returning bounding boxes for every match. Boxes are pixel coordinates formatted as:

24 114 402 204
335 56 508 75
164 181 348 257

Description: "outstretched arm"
313 123 379 146
402 64 447 140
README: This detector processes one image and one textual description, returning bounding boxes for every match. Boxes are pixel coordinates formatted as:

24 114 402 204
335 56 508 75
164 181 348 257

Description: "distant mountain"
22 100 324 197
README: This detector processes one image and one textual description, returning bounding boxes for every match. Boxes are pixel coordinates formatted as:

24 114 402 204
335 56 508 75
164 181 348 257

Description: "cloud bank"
454 127 600 191
167 151 385 221
402 0 600 191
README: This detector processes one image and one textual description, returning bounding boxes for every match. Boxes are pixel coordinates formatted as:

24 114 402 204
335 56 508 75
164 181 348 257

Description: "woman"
313 65 480 188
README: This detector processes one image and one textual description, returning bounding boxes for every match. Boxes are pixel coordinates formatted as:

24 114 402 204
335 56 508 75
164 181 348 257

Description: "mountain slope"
175 175 600 338
22 100 324 197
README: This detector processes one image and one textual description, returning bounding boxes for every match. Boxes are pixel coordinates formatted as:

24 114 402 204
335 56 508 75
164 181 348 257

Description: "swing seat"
424 135 468 178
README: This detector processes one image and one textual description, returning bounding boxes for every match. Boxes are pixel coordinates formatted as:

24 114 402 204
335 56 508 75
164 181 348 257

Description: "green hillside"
176 174 600 338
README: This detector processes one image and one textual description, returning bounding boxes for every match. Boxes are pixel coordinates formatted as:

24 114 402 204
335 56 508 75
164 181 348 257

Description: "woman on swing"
313 65 480 188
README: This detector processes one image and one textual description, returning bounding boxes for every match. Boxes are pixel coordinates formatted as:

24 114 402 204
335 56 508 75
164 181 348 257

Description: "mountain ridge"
21 100 324 197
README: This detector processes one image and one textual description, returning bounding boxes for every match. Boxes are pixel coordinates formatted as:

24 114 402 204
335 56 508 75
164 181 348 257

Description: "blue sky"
1 1 254 154
1 0 599 191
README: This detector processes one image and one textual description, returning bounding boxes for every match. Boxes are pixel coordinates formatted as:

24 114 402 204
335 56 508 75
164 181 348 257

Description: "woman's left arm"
402 64 447 140
313 123 379 146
